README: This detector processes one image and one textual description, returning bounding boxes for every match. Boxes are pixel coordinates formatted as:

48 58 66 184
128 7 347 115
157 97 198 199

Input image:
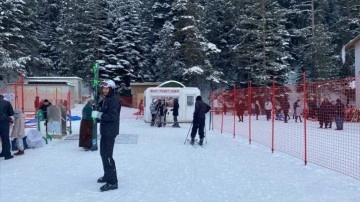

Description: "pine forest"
0 0 359 90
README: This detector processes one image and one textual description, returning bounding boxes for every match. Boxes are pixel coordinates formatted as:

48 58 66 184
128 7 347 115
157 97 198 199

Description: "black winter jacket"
0 99 14 120
99 91 120 137
193 100 211 123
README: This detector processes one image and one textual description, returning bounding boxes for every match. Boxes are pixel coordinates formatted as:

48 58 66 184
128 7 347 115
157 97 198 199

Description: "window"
187 96 194 106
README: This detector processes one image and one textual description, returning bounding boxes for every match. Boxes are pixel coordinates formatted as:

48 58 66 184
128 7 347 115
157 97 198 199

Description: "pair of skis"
186 139 205 148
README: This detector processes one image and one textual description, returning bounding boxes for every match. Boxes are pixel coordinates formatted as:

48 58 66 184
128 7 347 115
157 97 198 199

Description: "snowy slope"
0 105 359 202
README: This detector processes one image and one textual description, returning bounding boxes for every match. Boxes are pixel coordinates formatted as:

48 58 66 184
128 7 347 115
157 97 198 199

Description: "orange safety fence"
210 74 360 180
0 75 72 124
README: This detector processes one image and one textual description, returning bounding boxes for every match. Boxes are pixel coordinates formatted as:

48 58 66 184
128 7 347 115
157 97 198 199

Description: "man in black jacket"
190 95 211 146
0 94 15 160
92 80 121 192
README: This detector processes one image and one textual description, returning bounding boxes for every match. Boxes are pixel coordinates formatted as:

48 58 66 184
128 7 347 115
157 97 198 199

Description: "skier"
91 80 121 192
171 98 180 127
190 96 211 146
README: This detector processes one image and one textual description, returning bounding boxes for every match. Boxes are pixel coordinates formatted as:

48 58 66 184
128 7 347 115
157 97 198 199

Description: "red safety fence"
210 74 360 180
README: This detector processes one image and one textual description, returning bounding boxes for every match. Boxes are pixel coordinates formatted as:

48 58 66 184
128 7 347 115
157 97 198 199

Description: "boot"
14 150 24 156
190 138 195 145
100 183 118 192
97 176 107 183
199 139 204 146
5 155 14 160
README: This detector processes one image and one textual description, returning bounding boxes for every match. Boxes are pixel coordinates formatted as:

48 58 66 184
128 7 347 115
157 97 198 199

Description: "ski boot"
100 183 118 192
199 139 204 146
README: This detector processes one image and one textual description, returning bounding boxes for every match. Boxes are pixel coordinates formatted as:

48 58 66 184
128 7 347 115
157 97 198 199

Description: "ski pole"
204 123 207 144
184 122 193 144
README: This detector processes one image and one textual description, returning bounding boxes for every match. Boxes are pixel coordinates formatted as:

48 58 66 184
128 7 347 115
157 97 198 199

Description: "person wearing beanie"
0 94 15 160
92 79 121 192
11 109 26 155
190 95 211 146
39 99 52 124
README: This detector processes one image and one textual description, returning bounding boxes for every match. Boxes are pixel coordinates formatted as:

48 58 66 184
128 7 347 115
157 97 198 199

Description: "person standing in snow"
235 99 246 122
150 99 158 126
281 97 290 123
92 80 121 192
10 109 26 155
171 98 180 127
264 99 272 121
334 99 345 130
79 99 94 150
294 99 302 123
190 96 211 146
0 94 15 160
157 99 165 127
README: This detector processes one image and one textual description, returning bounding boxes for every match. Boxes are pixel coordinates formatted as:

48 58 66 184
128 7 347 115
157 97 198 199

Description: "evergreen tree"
0 0 41 79
171 0 220 87
102 0 148 87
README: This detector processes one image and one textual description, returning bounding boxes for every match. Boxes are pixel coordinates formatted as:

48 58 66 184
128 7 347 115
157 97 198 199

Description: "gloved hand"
92 111 103 119
97 112 103 119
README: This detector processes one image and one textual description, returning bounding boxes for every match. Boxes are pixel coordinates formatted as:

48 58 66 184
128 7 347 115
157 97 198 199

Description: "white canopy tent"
143 81 200 123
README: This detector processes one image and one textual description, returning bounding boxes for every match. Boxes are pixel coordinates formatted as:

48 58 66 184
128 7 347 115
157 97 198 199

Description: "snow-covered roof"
342 34 360 63
158 80 186 88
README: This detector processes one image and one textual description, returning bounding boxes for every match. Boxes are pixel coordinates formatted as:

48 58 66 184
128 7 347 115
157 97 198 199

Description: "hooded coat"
11 109 26 138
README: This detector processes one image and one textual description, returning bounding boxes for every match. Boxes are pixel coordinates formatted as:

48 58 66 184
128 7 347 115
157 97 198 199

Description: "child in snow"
11 109 26 155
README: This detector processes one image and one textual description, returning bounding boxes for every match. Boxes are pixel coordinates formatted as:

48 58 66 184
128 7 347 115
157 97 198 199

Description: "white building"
342 35 360 107
143 81 200 123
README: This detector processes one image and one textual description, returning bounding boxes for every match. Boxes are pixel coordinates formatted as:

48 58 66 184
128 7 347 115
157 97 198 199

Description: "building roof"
158 80 186 88
342 34 360 63
344 34 360 51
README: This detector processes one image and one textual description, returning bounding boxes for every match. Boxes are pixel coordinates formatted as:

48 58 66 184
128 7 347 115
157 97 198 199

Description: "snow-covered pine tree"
30 0 63 76
171 0 220 88
0 0 41 79
102 0 147 87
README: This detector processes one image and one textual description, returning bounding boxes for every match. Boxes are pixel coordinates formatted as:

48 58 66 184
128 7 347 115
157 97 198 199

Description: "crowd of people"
230 95 350 130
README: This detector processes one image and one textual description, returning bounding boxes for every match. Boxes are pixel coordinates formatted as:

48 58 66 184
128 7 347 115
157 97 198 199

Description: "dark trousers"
265 110 271 120
151 114 157 125
191 117 205 140
283 110 289 122
100 135 118 184
0 120 11 157
335 115 344 130
237 114 244 122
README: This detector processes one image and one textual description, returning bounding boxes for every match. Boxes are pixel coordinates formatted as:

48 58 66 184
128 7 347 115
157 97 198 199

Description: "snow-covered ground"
1 104 360 202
